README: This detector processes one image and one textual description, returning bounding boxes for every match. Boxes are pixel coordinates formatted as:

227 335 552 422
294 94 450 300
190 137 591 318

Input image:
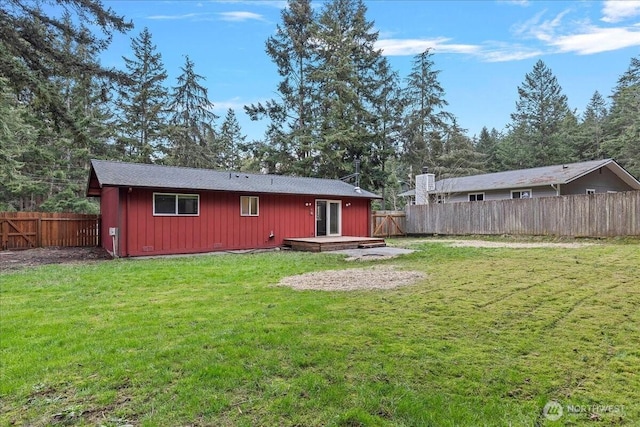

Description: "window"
511 189 532 199
153 193 199 216
429 194 446 204
241 196 259 216
586 189 596 195
468 193 484 202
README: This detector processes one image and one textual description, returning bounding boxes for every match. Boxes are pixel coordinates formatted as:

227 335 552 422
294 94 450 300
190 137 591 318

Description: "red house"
86 160 381 257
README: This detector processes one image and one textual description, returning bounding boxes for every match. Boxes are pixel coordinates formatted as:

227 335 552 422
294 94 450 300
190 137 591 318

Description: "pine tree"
401 49 453 174
368 59 404 208
476 127 502 172
603 56 640 177
574 91 608 160
116 27 169 163
167 56 218 168
507 59 571 167
244 0 316 175
217 109 246 170
0 78 35 210
433 119 485 178
310 0 386 181
0 0 132 141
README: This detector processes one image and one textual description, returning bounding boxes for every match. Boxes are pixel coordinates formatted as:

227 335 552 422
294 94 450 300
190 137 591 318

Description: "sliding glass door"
316 200 341 236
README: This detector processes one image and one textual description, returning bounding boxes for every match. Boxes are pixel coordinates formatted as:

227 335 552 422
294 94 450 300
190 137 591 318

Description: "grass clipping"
279 265 424 291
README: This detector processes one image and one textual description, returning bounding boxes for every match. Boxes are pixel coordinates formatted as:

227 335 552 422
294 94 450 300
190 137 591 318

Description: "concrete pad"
333 246 414 261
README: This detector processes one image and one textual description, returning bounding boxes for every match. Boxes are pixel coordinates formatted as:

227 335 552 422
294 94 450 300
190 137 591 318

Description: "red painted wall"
107 187 372 257
99 187 120 255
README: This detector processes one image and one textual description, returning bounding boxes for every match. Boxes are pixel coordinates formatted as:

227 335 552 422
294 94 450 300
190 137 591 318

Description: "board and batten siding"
106 187 371 257
406 191 640 237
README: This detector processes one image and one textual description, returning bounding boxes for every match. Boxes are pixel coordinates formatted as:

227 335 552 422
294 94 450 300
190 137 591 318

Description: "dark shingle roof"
431 159 640 193
88 160 381 199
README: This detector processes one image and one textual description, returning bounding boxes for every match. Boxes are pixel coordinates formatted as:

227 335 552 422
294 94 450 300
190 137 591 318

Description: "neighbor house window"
511 189 532 199
468 193 484 202
428 194 446 204
586 189 596 195
153 193 199 216
241 196 259 216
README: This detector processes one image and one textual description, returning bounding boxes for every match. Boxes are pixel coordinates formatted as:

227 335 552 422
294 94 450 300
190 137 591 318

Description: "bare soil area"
0 247 111 272
278 265 425 291
432 239 594 249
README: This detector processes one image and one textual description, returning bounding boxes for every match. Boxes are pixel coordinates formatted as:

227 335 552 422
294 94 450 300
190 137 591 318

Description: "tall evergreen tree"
0 77 34 210
368 59 404 208
244 0 316 175
116 27 169 163
0 0 132 141
603 55 640 177
217 108 246 170
575 91 608 160
167 56 218 168
506 59 571 168
433 119 485 178
401 49 453 174
310 0 386 182
476 127 502 172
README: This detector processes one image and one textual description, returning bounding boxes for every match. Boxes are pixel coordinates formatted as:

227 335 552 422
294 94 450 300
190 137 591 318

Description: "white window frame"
586 189 596 195
153 193 199 216
511 189 532 199
240 196 259 216
468 192 485 202
315 199 342 237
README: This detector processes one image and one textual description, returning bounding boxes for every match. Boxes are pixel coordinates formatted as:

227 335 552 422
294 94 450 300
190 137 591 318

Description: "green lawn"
1 239 638 426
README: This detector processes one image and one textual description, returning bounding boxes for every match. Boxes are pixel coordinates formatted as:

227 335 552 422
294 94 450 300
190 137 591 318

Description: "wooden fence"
406 191 640 237
372 210 406 237
0 212 100 250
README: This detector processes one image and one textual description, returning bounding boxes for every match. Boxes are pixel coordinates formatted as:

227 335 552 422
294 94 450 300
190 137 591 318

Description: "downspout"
551 184 560 196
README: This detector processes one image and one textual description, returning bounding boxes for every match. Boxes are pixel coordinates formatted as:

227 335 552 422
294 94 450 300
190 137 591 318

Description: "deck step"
358 242 387 249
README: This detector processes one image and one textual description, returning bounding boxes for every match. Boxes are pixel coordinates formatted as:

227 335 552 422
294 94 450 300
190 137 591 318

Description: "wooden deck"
282 236 386 252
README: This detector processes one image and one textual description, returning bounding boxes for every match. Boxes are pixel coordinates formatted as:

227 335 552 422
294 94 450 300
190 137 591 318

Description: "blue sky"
101 0 640 141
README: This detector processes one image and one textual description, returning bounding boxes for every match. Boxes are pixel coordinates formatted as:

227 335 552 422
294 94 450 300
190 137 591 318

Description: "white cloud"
218 11 265 22
375 37 543 63
511 6 640 55
212 0 287 8
550 26 640 54
148 12 211 20
212 97 249 112
511 9 571 41
602 0 640 23
498 0 530 6
375 38 479 56
480 45 543 62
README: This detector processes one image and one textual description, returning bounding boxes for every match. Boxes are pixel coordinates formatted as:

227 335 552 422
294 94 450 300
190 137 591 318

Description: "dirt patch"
278 265 425 291
0 247 111 272
433 239 594 249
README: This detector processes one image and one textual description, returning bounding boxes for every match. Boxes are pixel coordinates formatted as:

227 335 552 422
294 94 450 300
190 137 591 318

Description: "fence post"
36 217 42 248
1 219 6 250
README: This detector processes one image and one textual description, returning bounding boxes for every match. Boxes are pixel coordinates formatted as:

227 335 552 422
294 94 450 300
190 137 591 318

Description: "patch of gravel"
434 239 594 249
278 265 425 291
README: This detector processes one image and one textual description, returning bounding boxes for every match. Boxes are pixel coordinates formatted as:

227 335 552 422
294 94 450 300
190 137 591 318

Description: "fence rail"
0 212 100 250
406 191 640 237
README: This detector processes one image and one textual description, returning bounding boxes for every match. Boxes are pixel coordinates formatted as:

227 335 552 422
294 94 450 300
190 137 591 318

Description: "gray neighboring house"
401 159 640 204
